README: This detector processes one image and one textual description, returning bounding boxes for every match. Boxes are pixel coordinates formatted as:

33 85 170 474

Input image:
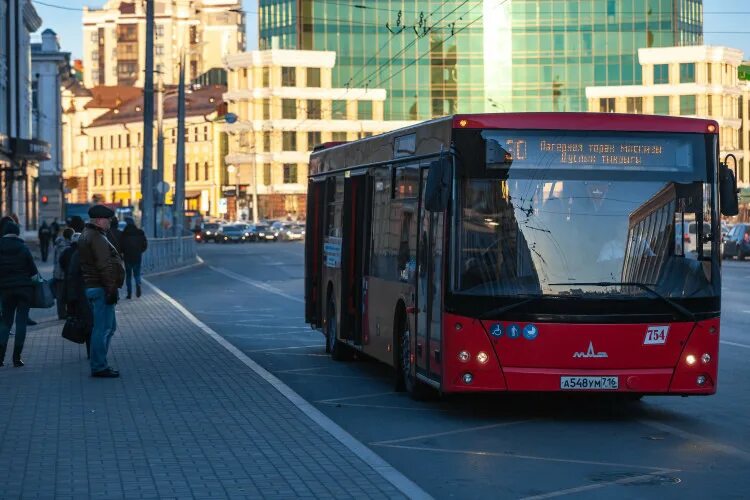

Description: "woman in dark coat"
61 233 92 357
0 222 39 367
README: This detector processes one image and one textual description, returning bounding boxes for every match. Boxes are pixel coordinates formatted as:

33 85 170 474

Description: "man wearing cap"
78 205 125 378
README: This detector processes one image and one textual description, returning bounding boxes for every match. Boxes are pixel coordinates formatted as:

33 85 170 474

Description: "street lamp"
227 164 239 220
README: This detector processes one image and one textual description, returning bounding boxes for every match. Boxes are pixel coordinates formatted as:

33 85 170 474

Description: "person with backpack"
0 222 39 367
120 217 148 299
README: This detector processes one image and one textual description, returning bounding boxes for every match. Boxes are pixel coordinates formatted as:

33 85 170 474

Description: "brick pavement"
0 287 410 499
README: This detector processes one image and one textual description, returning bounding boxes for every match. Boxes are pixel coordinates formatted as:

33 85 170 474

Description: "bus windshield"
454 130 717 300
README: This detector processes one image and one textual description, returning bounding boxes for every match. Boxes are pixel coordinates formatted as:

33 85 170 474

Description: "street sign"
218 197 228 214
156 181 170 195
225 112 238 124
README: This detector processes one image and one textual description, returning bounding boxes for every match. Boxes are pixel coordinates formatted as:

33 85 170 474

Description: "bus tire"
326 298 350 361
396 312 430 400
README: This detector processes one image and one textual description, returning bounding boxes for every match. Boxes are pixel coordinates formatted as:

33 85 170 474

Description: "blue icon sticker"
522 324 539 340
489 323 503 338
507 324 521 339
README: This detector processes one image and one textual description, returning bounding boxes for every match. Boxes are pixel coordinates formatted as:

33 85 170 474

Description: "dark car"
198 222 221 243
218 224 248 243
722 223 750 260
248 223 275 242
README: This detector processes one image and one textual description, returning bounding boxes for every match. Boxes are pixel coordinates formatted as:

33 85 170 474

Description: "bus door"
340 173 368 345
305 179 326 327
416 167 445 383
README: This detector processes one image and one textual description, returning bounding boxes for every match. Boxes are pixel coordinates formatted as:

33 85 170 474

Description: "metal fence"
141 235 197 275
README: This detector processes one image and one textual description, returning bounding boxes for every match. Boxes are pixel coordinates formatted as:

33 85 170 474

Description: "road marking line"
372 421 536 446
145 280 431 500
263 352 329 357
520 469 679 500
209 265 304 303
246 344 322 353
322 402 450 412
318 391 396 403
720 340 750 349
281 373 385 380
638 420 750 461
276 366 332 374
373 443 668 471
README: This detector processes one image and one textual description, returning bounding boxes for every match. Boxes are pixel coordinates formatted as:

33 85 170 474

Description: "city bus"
304 113 739 398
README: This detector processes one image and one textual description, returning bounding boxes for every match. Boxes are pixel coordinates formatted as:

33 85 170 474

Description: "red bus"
305 113 739 398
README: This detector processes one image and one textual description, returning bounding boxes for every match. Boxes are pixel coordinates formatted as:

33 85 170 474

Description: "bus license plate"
560 376 618 390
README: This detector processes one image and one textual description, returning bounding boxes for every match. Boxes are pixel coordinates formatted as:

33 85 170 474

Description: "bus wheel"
397 315 430 400
326 299 349 361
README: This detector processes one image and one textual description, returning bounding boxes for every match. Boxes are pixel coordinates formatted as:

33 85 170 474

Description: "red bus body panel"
442 313 719 395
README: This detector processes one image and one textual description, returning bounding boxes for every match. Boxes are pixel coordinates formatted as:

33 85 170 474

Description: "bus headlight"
458 351 470 363
476 352 489 364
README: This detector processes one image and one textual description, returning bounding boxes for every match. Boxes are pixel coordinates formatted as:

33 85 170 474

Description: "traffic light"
41 195 49 204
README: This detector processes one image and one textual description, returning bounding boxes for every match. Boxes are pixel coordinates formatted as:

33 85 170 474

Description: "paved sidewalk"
0 287 408 499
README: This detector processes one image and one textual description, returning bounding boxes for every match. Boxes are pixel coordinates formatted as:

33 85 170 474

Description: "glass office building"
259 0 703 120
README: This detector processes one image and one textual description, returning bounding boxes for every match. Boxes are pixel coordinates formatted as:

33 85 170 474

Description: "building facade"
79 85 227 220
223 49 415 220
259 0 703 120
82 0 245 88
1 0 50 230
32 29 71 224
585 45 750 188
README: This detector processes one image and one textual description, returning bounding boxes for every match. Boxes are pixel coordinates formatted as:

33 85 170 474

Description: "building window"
155 24 164 38
707 95 713 115
282 99 297 119
654 64 669 84
127 168 131 185
307 67 321 87
332 132 347 142
263 163 271 185
680 63 696 83
193 127 198 142
357 100 373 120
282 132 297 151
171 129 176 144
263 131 271 151
307 131 321 149
194 163 200 181
204 162 209 180
281 66 296 86
626 97 643 114
203 126 209 141
653 96 670 115
262 67 270 87
90 31 98 42
155 44 164 56
95 169 104 186
307 99 321 119
599 98 615 113
126 134 131 147
283 163 298 183
263 99 270 119
680 95 696 115
706 63 713 84
332 100 347 119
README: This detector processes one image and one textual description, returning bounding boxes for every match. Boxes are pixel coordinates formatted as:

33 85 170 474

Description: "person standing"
38 221 52 262
108 216 123 255
61 233 92 357
0 222 39 367
53 228 74 319
78 205 125 378
120 217 148 299
50 218 60 239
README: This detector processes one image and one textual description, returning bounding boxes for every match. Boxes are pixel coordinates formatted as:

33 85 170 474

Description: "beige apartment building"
223 49 416 220
64 84 227 218
82 0 244 88
586 45 750 187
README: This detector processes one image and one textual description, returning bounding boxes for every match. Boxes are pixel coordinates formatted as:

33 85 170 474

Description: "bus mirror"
719 161 739 217
425 157 451 212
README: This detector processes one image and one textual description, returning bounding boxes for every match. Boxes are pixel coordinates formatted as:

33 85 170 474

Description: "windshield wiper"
547 281 696 322
478 297 543 319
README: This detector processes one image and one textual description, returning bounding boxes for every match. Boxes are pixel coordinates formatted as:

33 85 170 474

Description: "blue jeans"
125 261 142 295
85 288 117 373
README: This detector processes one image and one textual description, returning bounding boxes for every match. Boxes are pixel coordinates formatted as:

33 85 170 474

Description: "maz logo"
573 341 608 358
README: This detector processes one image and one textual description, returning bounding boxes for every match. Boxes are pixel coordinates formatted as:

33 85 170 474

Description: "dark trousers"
40 240 50 261
55 280 66 319
0 291 31 361
125 260 142 295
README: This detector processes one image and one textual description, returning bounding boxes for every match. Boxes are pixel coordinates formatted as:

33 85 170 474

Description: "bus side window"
398 211 414 282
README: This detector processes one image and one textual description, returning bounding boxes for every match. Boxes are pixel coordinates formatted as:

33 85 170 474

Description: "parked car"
278 223 305 241
722 223 750 260
218 224 248 243
198 222 221 242
248 223 275 242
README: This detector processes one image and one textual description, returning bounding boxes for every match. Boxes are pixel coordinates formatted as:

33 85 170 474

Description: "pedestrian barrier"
141 235 197 274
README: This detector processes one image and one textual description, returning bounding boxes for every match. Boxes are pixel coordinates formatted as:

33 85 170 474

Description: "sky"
32 0 750 63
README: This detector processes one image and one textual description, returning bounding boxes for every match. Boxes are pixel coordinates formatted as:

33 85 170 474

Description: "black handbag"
31 279 55 309
61 315 90 344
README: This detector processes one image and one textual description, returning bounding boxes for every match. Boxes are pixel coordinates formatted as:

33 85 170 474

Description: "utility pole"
174 52 186 235
141 0 155 237
155 73 165 237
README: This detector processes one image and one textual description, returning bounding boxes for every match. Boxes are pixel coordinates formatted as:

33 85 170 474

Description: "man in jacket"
78 205 125 378
120 217 148 299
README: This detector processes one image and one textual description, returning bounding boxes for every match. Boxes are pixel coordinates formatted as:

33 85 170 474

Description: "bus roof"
452 112 718 134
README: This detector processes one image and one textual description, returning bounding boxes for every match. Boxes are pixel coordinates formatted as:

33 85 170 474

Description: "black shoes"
12 357 24 368
136 285 142 298
92 368 120 378
27 318 37 326
126 293 132 299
